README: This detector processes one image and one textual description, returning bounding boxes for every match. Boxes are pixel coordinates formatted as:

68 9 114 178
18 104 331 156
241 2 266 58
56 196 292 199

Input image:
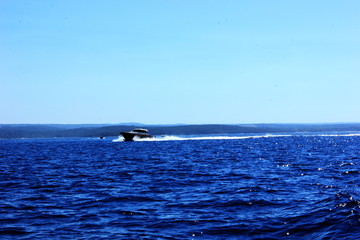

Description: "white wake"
112 132 360 142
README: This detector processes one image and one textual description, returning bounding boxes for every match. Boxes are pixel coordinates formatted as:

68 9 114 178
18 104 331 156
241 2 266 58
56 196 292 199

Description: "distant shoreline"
1 123 360 139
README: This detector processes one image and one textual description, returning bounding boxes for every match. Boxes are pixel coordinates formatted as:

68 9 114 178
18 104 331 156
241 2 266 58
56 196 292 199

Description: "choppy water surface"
1 133 360 239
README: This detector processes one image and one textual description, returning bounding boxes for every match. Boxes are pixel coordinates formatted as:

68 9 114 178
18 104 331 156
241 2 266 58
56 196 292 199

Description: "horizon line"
1 122 360 126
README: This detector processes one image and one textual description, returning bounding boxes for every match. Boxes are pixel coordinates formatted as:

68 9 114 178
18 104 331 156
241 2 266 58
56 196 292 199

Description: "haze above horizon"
1 1 359 125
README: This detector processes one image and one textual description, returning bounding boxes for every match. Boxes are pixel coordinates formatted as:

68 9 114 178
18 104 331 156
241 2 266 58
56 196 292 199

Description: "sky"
1 0 359 124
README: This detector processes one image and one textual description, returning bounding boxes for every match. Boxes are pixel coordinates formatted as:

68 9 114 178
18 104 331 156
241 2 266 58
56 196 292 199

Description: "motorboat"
120 128 154 141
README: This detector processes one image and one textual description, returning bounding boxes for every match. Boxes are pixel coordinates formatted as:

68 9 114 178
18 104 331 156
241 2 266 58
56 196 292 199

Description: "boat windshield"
132 129 149 133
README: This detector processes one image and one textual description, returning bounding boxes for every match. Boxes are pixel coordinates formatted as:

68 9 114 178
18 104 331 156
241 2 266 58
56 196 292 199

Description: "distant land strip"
1 123 360 139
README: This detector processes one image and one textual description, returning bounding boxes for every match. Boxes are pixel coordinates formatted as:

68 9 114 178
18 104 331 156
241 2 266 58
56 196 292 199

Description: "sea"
1 132 360 239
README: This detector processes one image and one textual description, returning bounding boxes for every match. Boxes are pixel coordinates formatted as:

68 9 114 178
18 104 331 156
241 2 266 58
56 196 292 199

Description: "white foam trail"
316 133 360 137
112 134 292 142
112 137 124 142
112 132 360 142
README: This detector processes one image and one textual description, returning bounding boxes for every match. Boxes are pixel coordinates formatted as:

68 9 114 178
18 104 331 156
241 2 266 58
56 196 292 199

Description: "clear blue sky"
1 0 359 124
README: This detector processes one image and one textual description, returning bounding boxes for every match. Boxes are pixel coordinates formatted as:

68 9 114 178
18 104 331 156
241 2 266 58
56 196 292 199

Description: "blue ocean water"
1 133 360 239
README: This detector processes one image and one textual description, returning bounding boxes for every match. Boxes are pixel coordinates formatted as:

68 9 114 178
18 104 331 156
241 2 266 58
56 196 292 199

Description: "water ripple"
1 135 360 239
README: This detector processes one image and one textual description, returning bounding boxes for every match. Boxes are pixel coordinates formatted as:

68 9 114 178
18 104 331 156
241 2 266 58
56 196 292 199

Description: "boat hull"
120 132 154 141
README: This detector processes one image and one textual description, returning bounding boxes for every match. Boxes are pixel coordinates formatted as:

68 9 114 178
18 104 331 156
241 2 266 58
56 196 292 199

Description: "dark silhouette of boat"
120 128 154 141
